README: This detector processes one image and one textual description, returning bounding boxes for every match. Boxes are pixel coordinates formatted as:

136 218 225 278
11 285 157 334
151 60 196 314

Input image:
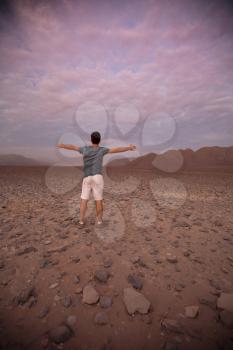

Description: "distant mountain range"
0 146 233 172
107 146 233 172
0 154 49 166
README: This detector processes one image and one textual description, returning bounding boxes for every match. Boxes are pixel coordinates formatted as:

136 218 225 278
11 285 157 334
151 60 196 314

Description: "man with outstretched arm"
57 131 136 228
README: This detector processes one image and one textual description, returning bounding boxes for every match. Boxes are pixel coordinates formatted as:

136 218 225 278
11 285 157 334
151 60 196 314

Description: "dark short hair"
91 131 101 144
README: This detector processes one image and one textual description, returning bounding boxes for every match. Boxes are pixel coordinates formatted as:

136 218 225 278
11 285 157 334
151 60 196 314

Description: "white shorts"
81 174 104 200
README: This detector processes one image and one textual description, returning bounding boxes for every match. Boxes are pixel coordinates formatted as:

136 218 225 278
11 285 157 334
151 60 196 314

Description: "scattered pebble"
94 269 110 283
127 274 143 290
94 311 109 325
185 305 199 318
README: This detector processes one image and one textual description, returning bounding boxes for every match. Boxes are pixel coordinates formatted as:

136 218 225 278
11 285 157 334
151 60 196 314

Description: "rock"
198 295 217 309
70 255 80 263
220 310 233 329
183 250 191 257
16 246 37 256
44 240 52 245
217 293 233 312
163 341 178 350
149 247 159 256
57 271 67 279
221 267 229 274
83 285 99 305
94 269 110 283
49 282 59 289
38 305 50 319
166 253 178 264
39 258 53 268
28 295 37 308
214 219 222 227
66 315 77 327
161 318 184 334
99 296 112 309
123 288 151 315
175 283 185 292
227 256 233 263
127 274 143 290
49 324 72 344
94 312 109 325
138 258 148 268
185 305 199 318
174 221 191 228
62 295 72 308
103 259 113 268
0 260 5 269
74 275 80 284
58 232 68 239
130 256 140 264
15 285 36 305
54 295 61 302
75 286 83 294
171 240 179 248
1 224 13 233
209 279 221 290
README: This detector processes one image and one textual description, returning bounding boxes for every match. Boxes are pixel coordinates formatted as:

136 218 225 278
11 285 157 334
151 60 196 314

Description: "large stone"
82 285 99 305
220 310 233 329
123 288 150 315
161 318 184 334
49 324 72 344
185 305 199 318
217 293 233 312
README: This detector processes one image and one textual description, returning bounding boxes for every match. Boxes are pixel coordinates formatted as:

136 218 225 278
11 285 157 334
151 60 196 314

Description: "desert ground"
0 166 233 350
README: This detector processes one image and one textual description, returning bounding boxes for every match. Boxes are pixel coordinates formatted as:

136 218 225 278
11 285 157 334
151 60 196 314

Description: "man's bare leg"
95 200 103 223
79 198 88 224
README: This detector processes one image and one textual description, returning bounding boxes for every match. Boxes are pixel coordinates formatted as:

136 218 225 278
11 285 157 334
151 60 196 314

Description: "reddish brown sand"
0 166 233 350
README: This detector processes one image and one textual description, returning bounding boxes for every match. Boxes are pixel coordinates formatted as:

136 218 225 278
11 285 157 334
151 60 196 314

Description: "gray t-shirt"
78 145 110 178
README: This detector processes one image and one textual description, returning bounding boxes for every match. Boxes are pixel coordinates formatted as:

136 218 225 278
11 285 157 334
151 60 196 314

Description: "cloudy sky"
0 0 233 162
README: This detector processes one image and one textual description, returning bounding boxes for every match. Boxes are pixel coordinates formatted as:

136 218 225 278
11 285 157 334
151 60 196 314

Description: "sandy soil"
0 166 233 350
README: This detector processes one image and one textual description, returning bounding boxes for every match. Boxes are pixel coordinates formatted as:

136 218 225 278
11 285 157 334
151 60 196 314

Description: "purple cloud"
0 0 233 162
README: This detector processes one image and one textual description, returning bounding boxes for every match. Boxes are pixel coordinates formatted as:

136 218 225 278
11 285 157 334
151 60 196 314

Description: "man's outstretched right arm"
108 144 136 153
56 143 81 151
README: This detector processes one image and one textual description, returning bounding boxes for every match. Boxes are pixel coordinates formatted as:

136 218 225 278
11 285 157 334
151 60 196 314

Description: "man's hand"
128 144 136 151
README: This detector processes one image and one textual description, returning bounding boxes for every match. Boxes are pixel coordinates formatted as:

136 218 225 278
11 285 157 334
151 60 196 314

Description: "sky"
0 0 233 163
